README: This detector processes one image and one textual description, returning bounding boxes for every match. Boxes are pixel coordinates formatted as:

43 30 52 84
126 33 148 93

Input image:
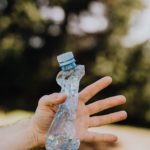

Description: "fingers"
38 93 67 107
79 76 112 103
83 132 117 143
89 111 127 127
86 95 126 115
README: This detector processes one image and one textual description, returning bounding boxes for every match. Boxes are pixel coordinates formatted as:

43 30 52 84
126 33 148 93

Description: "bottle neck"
61 62 77 71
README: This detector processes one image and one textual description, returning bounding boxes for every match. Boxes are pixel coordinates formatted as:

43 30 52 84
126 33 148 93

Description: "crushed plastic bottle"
46 52 85 150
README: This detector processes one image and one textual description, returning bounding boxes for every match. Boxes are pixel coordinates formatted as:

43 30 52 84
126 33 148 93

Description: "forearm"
0 118 38 150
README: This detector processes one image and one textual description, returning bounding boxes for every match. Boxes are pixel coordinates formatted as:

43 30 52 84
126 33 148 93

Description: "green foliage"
0 0 149 127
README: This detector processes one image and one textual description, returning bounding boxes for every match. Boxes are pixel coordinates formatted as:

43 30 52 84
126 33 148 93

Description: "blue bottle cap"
57 52 76 71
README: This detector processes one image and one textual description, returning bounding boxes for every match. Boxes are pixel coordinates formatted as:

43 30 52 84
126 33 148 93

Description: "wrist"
30 116 46 148
18 118 39 149
0 118 39 150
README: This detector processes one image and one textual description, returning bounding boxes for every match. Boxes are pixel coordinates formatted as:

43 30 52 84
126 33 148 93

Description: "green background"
0 0 149 128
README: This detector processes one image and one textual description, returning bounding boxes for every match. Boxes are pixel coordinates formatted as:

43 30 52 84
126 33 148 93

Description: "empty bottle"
46 52 85 150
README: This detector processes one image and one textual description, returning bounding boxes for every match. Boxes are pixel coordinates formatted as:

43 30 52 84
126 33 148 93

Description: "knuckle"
105 99 113 107
109 115 113 123
38 95 49 105
87 106 93 114
103 134 108 142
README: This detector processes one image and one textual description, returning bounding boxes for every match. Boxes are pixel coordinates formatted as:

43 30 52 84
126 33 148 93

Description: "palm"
76 100 89 141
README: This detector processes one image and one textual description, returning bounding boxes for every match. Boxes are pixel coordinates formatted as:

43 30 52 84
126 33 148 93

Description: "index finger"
79 76 112 103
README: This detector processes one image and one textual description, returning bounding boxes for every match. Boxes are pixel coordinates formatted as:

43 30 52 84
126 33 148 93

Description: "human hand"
30 76 127 148
76 76 127 149
30 93 67 147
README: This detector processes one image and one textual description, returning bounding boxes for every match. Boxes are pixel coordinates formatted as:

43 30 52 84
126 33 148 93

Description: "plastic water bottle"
46 52 85 150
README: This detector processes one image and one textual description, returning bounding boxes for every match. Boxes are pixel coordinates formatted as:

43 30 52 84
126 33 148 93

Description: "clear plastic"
46 65 85 150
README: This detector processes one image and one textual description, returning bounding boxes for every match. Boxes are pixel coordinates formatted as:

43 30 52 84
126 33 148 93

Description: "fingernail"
121 111 128 119
119 95 126 102
105 76 112 81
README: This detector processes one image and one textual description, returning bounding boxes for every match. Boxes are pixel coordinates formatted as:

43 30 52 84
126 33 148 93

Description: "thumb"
38 93 67 107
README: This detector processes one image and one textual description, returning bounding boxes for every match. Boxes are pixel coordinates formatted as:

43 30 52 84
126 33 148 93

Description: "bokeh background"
0 0 150 148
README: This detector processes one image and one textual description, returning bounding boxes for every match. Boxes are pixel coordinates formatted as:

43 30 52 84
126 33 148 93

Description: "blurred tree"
0 0 149 127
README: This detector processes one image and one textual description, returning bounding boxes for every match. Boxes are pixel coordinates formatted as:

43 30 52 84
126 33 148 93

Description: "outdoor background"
0 0 150 149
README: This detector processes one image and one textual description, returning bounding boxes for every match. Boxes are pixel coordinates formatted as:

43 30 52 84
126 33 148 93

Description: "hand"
30 76 127 148
30 93 67 147
76 76 127 149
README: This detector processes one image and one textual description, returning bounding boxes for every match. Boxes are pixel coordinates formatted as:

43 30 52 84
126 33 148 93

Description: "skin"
0 76 127 150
